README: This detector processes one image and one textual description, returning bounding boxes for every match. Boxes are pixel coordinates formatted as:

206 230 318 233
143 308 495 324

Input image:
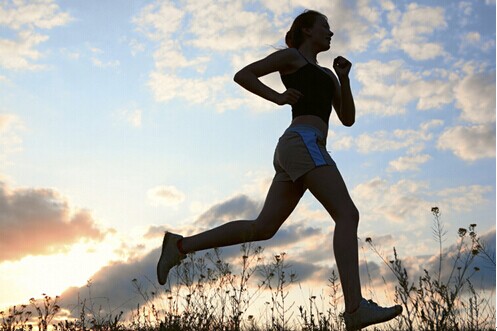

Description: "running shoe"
157 232 186 285
343 298 403 331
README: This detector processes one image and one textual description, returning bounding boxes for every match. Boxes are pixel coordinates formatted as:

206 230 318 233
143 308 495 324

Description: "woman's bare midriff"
290 115 328 137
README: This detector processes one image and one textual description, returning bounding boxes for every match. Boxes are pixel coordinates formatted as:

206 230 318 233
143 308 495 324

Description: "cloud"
0 30 48 70
184 0 279 52
133 0 388 111
388 153 431 172
147 72 231 106
436 185 493 212
454 70 496 124
147 185 186 207
351 177 492 229
437 125 496 161
0 0 72 30
194 194 262 229
381 3 448 60
0 0 72 70
0 182 110 261
332 119 443 154
352 177 430 225
132 1 184 41
58 249 159 318
331 119 445 172
354 60 454 116
424 228 496 291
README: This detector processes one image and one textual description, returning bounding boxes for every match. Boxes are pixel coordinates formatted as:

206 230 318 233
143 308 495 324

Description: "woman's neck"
298 44 319 64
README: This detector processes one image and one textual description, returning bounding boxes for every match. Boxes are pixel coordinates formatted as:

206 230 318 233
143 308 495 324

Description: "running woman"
157 10 402 331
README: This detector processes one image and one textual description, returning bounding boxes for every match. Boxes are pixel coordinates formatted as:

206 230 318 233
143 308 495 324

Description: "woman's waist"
288 115 328 138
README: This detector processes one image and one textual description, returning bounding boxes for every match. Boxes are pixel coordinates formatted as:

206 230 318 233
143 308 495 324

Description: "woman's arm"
234 48 303 106
332 56 355 127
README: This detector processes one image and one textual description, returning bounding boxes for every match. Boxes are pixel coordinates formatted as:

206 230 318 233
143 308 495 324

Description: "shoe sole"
347 306 403 331
157 232 172 285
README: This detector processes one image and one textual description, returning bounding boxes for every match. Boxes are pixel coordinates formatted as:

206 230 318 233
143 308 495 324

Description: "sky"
0 0 495 324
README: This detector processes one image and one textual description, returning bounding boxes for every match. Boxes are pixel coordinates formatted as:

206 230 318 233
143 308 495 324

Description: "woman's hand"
276 88 304 105
333 56 352 79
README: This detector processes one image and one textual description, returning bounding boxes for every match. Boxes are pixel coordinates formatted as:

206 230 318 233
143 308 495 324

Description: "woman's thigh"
255 179 306 236
301 165 359 223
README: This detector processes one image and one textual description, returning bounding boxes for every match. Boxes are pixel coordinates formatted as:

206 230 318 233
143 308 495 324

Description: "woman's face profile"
306 15 334 51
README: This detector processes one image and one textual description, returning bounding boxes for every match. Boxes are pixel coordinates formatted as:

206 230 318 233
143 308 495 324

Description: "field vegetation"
1 208 495 331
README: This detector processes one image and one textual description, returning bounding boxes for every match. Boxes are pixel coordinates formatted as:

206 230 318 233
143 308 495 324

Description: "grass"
1 207 495 331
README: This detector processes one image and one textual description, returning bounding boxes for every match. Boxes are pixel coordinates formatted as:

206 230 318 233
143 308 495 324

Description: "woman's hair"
285 10 327 49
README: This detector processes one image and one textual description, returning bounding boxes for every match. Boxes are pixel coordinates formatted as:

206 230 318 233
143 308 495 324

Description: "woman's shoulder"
271 48 307 75
269 47 302 61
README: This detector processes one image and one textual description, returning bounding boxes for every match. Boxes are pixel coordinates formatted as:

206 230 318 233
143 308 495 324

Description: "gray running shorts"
273 124 336 182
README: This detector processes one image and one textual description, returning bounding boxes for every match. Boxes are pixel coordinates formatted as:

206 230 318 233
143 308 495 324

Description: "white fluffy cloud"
0 0 72 70
352 177 492 229
354 60 454 116
381 3 448 60
454 70 496 124
332 120 443 154
132 1 184 41
184 0 279 52
148 72 231 106
437 125 496 161
388 153 431 172
352 177 430 225
133 0 389 110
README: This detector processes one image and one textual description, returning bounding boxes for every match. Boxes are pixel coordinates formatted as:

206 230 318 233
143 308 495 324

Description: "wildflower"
365 237 372 243
431 207 439 214
458 228 467 237
472 248 480 256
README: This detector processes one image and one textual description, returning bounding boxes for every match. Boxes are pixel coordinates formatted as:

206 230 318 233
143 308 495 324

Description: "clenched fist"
333 56 352 78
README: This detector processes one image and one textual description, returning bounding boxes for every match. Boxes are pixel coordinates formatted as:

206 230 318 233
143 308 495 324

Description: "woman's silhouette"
157 10 402 331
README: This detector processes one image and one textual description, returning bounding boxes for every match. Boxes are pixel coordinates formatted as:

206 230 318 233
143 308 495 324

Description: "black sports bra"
280 52 335 124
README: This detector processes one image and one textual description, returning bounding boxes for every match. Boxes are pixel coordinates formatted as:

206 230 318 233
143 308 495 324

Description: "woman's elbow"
343 119 355 127
233 71 242 84
233 69 248 84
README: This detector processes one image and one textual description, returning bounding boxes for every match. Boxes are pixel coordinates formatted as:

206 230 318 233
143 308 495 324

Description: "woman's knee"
253 218 279 241
334 205 360 228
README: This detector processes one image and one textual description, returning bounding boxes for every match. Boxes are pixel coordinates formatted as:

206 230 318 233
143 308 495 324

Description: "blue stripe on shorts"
288 127 327 167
